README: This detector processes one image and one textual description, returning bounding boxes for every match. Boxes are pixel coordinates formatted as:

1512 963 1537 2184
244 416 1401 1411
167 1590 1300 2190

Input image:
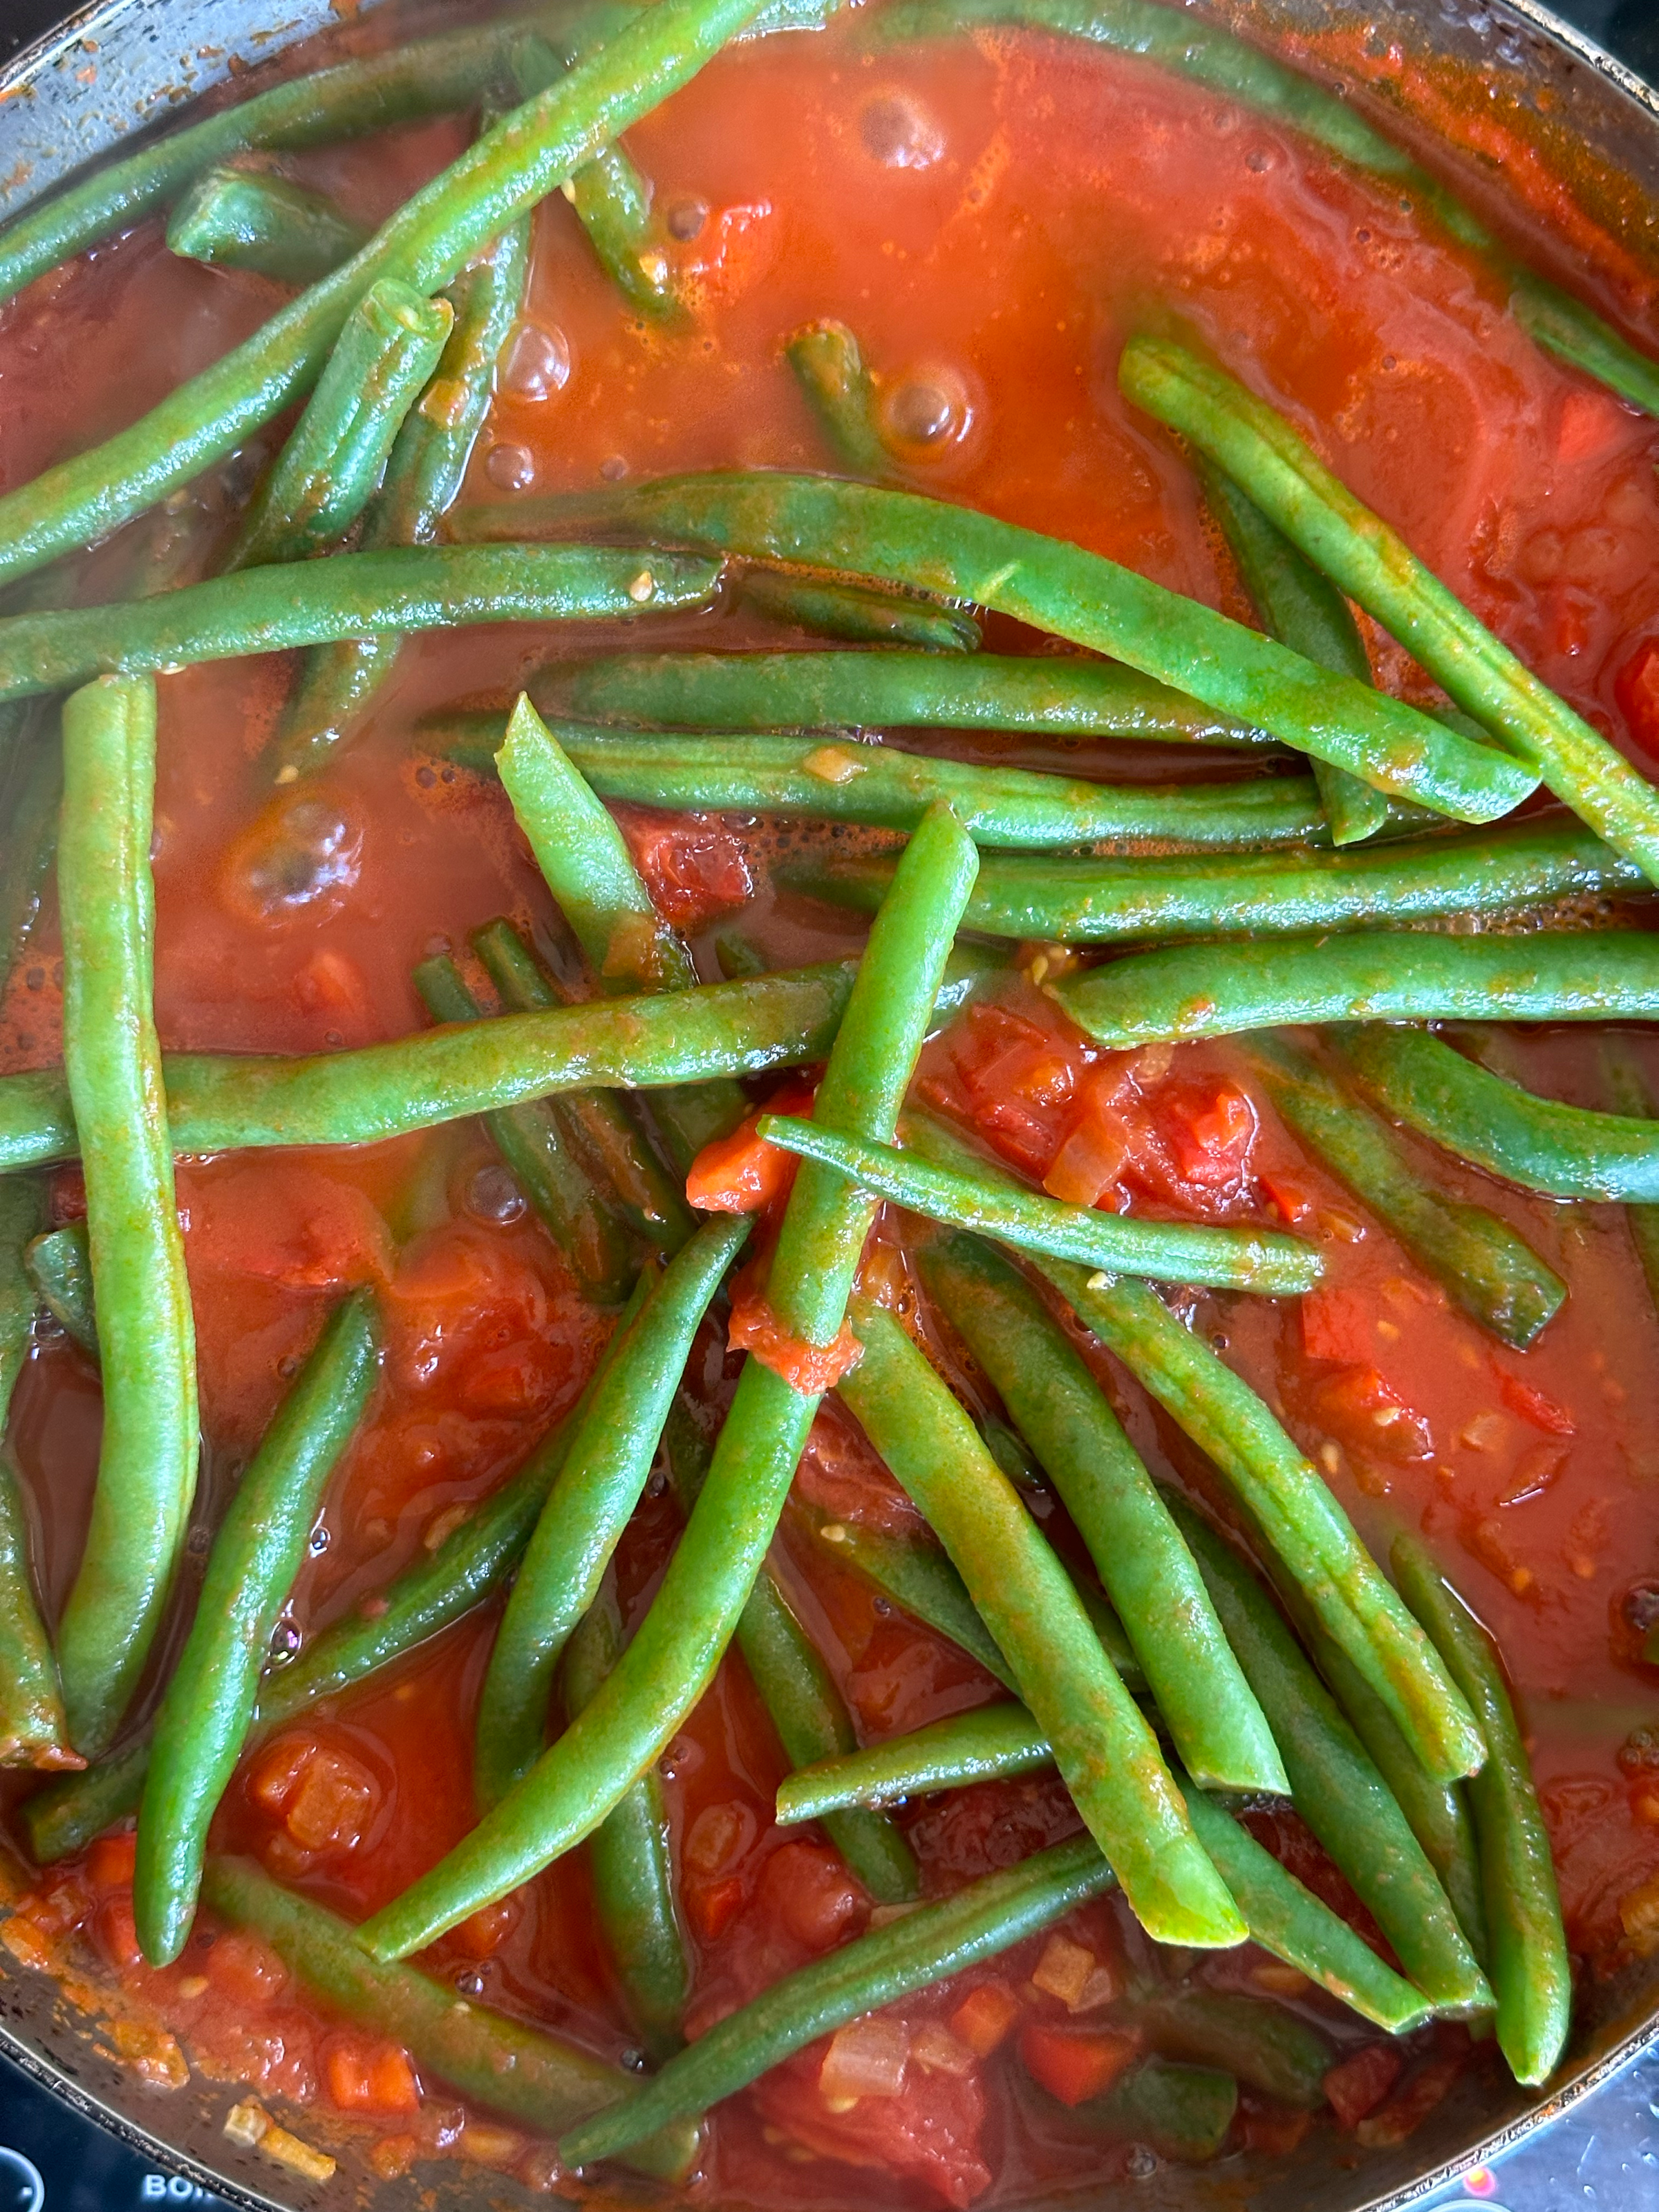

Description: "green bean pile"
3 0 1651 2191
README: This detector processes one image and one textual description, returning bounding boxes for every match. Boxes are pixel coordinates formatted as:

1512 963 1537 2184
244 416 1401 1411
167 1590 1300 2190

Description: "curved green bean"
1338 1023 1659 1203
738 570 982 650
167 167 367 286
0 1177 73 1771
135 1289 379 1967
558 1833 1120 2167
917 1234 1286 1794
54 677 198 1761
200 1855 701 2181
1602 1042 1659 1310
465 472 1537 821
474 1215 747 1808
1135 1987 1330 2107
24 1222 96 1360
1080 2059 1237 2161
1510 272 1659 417
1053 928 1659 1049
356 803 980 1961
787 320 890 476
1391 1536 1570 2085
1245 1033 1564 1350
838 1297 1244 1948
1122 335 1659 883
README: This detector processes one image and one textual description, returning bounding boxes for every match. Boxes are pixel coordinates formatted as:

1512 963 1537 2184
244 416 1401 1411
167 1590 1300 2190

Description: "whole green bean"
167 167 367 286
1078 2059 1237 2162
54 677 198 1761
1510 272 1659 417
200 1856 700 2180
1135 1987 1331 2107
474 1215 747 1808
1602 1042 1659 1309
1122 335 1659 884
1053 928 1659 1049
838 1297 1243 1947
414 954 634 1304
0 708 61 990
464 473 1538 821
357 803 980 1961
787 320 890 476
558 1833 1120 2167
1244 1033 1564 1351
1391 1536 1570 2086
0 1177 73 1771
24 1222 96 1360
273 222 532 779
1170 1501 1491 2017
562 1585 689 2060
538 647 1275 743
756 1113 1320 1292
1336 1024 1659 1203
738 570 982 651
917 1234 1286 1793
0 0 777 588
135 1290 379 1967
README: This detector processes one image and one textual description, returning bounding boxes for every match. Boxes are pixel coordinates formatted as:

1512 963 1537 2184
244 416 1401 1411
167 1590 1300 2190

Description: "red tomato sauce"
3 0 1659 2202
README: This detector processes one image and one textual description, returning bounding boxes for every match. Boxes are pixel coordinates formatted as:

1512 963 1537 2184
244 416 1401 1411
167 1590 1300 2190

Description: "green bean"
758 1114 1320 1293
24 1223 96 1360
738 570 982 651
1078 2059 1237 2161
1134 1987 1331 2107
1391 1536 1570 2085
562 1585 689 2060
558 1832 1121 2167
917 1235 1285 1793
664 1397 919 1903
978 1413 1044 1492
1244 1033 1564 1351
787 320 890 477
0 707 61 991
538 647 1275 743
0 0 780 588
0 1177 73 1772
1602 1042 1659 1310
166 167 367 286
413 955 634 1304
475 1215 747 1808
813 1517 1016 1689
1122 335 1659 884
135 1291 379 1967
1336 1023 1659 1203
1169 1501 1490 2017
471 919 695 1253
272 223 532 779
1510 272 1659 418
778 1699 1046 1812
0 953 996 1175
1054 928 1659 1049
53 677 198 1761
200 1855 700 2180
497 697 747 1167
566 145 678 317
838 1298 1242 1947
357 802 980 1961
467 473 1537 822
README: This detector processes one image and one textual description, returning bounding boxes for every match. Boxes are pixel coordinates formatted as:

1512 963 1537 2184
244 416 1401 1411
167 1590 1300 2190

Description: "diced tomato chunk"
1494 1368 1575 1436
727 1264 863 1391
1157 1077 1259 1188
1018 2021 1141 2107
248 1733 380 1857
950 1981 1022 2057
1312 1365 1434 1463
85 1833 137 1891
615 804 753 931
1238 2099 1313 2155
323 2030 422 2116
1323 2042 1406 2128
1615 638 1659 767
755 1841 863 1953
685 1080 816 1214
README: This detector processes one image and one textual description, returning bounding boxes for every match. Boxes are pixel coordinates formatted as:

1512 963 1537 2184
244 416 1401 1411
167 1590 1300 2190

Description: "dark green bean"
558 1833 1120 2167
1391 1536 1570 2086
758 1112 1321 1291
978 1413 1044 1492
838 1297 1243 1948
0 1177 73 1772
737 570 982 650
1510 272 1659 418
166 167 367 286
24 1223 96 1360
787 320 890 476
54 677 198 1761
135 1291 379 1967
1602 1042 1659 1309
1244 1033 1565 1350
1338 1023 1659 1203
200 1855 700 2180
0 707 61 991
1122 335 1659 884
1078 2059 1237 2162
813 1516 1016 1689
917 1234 1286 1793
357 803 980 1961
474 1216 747 1808
413 954 634 1304
462 473 1538 822
1054 928 1659 1049
1135 1987 1330 2108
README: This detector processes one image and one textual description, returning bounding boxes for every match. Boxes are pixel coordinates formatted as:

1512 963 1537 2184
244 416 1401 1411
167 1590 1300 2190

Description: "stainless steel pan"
1 0 1658 2203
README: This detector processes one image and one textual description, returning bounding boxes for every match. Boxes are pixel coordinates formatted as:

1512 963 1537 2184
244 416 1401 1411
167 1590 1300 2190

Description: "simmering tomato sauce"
3 0 1659 2200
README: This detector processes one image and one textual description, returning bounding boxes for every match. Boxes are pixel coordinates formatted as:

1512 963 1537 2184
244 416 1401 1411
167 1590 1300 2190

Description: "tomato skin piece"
1615 638 1659 767
950 1981 1023 2058
1495 1369 1575 1436
1018 2021 1142 2107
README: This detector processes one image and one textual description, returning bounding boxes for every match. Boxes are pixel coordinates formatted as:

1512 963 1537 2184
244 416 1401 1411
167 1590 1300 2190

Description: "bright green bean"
567 144 679 317
838 1297 1244 1948
558 1833 1120 2167
1122 335 1659 884
1602 1042 1659 1309
54 677 198 1761
24 1222 96 1360
1079 2059 1237 2161
1391 1536 1570 2085
917 1234 1285 1793
135 1290 379 1967
0 707 61 991
757 1113 1320 1292
464 473 1538 821
1054 927 1659 1049
200 1856 700 2181
787 320 890 476
474 1216 747 1808
1134 1986 1331 2107
0 1177 73 1772
738 570 982 650
166 167 367 286
1245 1033 1565 1350
357 803 980 1961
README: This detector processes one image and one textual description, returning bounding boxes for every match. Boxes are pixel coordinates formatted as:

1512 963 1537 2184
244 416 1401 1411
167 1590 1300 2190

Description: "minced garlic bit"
801 744 863 785
1030 1931 1096 2009
628 569 655 603
223 2101 270 2149
225 2099 336 2182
